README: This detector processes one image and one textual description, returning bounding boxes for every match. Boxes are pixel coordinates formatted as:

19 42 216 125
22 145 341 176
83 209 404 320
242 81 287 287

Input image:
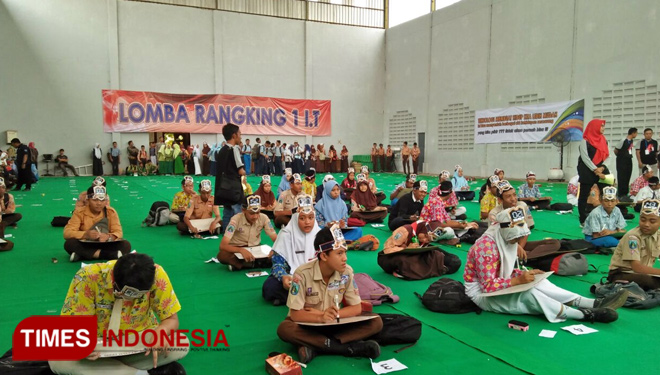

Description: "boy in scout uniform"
276 225 383 364
608 199 660 290
64 186 131 262
176 179 221 238
218 195 278 271
274 173 304 228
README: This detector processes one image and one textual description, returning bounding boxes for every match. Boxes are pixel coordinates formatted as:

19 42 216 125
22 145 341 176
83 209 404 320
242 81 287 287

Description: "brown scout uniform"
608 226 660 290
277 260 382 350
217 212 276 269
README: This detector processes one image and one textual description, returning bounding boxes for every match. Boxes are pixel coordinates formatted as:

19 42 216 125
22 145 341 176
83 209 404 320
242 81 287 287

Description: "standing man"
242 138 252 175
370 143 378 173
411 142 421 174
274 140 283 176
614 127 637 200
127 140 139 175
253 138 262 176
215 123 246 234
11 138 32 191
637 128 658 175
385 145 393 172
378 144 386 173
109 141 121 176
401 141 411 175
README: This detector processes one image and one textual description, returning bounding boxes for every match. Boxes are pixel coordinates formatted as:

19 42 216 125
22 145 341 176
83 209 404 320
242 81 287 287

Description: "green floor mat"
0 173 657 375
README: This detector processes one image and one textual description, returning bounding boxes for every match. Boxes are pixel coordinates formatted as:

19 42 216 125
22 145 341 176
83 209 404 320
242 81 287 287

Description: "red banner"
102 90 331 136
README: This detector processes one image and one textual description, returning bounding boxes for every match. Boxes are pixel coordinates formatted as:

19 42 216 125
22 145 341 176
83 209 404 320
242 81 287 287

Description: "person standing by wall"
370 143 378 173
401 141 410 175
636 128 657 176
92 143 103 176
109 141 120 176
242 138 252 175
412 142 421 174
126 140 139 175
215 123 246 234
614 127 637 200
577 119 610 226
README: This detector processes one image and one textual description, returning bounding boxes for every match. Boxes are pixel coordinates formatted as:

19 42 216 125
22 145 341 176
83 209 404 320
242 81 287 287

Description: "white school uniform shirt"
634 185 660 203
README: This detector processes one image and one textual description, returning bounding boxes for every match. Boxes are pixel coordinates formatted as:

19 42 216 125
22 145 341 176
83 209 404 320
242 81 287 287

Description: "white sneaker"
227 265 234 272
117 251 123 259
69 252 80 262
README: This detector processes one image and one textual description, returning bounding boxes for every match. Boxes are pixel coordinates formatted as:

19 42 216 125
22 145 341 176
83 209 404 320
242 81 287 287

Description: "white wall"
385 0 660 180
0 0 384 175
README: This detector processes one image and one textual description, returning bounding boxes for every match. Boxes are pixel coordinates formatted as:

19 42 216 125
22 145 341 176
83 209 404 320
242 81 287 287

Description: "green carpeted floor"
1 173 657 374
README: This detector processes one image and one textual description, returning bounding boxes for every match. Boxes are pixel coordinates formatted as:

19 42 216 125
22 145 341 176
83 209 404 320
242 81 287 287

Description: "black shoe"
272 299 282 306
594 289 629 310
148 361 186 375
579 307 618 323
347 340 380 359
24 188 31 191
298 346 317 364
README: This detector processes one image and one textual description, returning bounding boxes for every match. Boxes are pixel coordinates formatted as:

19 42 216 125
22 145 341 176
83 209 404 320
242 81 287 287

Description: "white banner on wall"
474 99 584 144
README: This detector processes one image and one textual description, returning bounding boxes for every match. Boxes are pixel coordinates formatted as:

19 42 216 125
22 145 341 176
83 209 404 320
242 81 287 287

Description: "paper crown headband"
261 175 271 184
91 186 107 201
296 194 314 214
200 179 212 192
602 186 617 200
245 195 261 212
641 199 660 216
317 224 347 255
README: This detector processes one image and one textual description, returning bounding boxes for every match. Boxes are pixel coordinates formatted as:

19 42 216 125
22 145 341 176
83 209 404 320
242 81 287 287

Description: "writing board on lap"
482 272 553 297
234 244 272 260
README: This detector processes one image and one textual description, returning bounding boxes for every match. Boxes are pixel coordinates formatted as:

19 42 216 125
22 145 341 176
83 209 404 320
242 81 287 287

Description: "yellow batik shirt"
60 260 181 336
171 191 196 212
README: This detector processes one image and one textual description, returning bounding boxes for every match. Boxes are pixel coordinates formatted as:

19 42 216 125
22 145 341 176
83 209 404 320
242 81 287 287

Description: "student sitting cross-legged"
452 165 475 201
48 253 188 375
350 175 388 223
176 180 221 238
432 170 467 219
464 207 628 324
75 176 109 210
608 199 660 290
64 186 131 262
582 186 627 248
169 176 196 223
421 181 479 243
388 174 415 207
218 195 278 271
274 173 304 228
388 180 428 231
276 225 383 364
633 176 660 212
263 194 320 306
517 171 552 210
315 180 362 241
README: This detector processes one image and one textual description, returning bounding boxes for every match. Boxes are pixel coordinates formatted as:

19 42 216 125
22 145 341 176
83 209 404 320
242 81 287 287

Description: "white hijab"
272 213 321 274
93 143 102 159
483 208 530 278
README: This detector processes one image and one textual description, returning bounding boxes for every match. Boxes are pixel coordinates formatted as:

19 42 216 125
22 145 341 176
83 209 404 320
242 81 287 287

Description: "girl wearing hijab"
429 170 466 220
302 168 317 198
277 168 293 199
341 168 357 200
577 119 610 225
262 200 321 305
350 176 387 223
158 143 174 174
209 142 219 176
340 145 349 173
193 144 202 175
315 180 362 240
464 207 624 323
316 144 326 173
92 143 103 176
303 144 312 171
452 165 474 201
172 143 184 175
28 142 39 168
202 142 211 175
328 145 338 173
255 175 276 218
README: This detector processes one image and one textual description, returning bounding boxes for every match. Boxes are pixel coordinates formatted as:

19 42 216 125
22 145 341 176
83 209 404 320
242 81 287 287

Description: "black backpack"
368 313 421 352
142 201 170 227
415 278 481 314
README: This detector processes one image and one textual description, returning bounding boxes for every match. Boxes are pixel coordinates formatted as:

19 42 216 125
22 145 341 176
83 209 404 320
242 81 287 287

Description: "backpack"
377 249 461 281
368 313 421 351
142 201 170 227
252 144 260 160
353 273 399 306
50 216 71 227
526 252 588 276
0 349 54 374
590 281 660 310
415 278 481 314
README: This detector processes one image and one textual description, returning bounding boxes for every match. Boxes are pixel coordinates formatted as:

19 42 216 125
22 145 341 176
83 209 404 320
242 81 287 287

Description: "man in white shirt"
242 139 252 175
634 176 660 211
